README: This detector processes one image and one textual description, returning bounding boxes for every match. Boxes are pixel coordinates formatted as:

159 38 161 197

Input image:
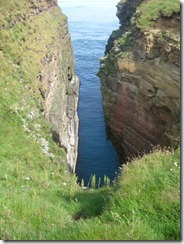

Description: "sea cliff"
98 0 180 162
0 0 180 240
0 0 79 171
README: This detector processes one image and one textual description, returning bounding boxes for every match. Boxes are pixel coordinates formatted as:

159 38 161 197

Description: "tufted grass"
1 142 180 240
57 148 180 240
0 112 180 240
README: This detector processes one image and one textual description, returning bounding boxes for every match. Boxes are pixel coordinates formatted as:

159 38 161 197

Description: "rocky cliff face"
98 0 180 162
0 0 79 171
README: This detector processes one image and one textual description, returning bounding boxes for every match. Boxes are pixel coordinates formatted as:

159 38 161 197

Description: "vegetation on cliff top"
105 0 180 58
134 0 180 30
0 0 57 28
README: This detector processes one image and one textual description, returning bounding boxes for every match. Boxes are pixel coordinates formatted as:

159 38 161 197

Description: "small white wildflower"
39 138 54 157
23 124 30 132
32 134 37 141
27 114 34 121
62 182 67 186
40 138 49 153
170 168 173 171
11 104 20 113
174 162 178 167
34 124 41 131
48 153 54 158
3 173 8 180
21 117 26 123
25 177 31 181
40 138 49 147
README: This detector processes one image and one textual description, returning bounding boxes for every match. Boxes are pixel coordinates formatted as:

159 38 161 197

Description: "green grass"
56 148 180 240
0 0 180 240
2 146 179 240
104 147 180 240
0 112 180 240
0 1 78 239
0 0 57 29
134 0 180 30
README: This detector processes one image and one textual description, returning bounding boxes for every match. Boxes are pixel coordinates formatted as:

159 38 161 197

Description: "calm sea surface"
59 0 120 186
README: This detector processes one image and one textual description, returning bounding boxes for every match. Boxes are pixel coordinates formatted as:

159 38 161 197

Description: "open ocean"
58 0 120 186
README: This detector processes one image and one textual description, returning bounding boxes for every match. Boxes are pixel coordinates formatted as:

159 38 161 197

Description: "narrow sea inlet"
59 0 120 186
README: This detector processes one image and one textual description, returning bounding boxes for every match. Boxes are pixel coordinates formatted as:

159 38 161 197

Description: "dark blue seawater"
59 0 120 186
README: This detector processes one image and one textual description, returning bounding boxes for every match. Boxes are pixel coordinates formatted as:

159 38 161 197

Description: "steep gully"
59 0 180 182
60 1 120 185
2 1 179 181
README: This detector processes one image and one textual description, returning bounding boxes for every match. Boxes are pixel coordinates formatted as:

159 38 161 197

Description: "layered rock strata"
40 14 79 172
98 0 180 162
0 0 79 171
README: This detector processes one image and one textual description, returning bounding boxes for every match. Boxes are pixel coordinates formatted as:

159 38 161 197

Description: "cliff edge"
0 0 79 171
98 0 180 162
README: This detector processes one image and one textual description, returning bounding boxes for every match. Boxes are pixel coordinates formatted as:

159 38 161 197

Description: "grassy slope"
0 1 79 239
0 0 180 240
58 148 180 240
0 141 180 240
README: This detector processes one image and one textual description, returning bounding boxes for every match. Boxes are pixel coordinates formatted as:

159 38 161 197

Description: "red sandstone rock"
98 1 180 162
